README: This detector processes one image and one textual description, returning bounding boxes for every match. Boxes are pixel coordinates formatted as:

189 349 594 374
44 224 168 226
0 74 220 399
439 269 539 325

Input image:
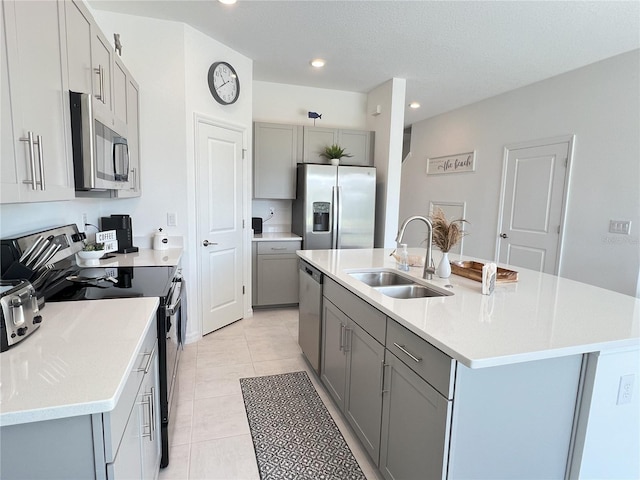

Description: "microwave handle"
112 138 130 181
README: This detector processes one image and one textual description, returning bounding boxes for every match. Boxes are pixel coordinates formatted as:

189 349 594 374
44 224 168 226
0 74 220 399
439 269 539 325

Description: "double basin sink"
348 269 453 299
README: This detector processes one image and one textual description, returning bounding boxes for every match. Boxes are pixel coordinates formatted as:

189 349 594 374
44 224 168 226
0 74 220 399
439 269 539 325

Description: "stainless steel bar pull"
36 135 45 190
393 343 423 363
20 131 37 190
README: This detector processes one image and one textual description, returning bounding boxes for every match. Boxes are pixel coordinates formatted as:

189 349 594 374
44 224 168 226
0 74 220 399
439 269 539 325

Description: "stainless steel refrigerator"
292 164 376 249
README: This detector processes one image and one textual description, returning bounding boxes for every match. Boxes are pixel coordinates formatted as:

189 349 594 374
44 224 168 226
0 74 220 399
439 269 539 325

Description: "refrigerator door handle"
331 186 339 249
334 185 343 248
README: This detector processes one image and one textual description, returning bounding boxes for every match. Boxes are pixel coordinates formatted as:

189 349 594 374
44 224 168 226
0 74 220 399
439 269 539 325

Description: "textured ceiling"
89 0 640 126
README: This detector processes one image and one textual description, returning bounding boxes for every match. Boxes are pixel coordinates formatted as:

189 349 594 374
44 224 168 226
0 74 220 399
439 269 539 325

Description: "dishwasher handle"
299 260 323 284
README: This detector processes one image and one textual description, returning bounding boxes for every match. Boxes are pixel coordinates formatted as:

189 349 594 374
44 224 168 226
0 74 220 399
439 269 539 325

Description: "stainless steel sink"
348 271 415 287
375 284 453 299
348 269 453 299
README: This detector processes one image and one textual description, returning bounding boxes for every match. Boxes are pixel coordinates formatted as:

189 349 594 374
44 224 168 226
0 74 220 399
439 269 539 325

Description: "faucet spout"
396 215 435 280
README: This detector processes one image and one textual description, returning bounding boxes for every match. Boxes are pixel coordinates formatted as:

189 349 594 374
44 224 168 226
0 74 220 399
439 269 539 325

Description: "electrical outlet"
617 374 635 405
269 207 275 216
79 213 88 232
167 212 177 227
609 220 631 235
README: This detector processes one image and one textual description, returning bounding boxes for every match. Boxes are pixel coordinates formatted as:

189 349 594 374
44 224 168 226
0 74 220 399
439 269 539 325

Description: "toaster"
1 279 42 352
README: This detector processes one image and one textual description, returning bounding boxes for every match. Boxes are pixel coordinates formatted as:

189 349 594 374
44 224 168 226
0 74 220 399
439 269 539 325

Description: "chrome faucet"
396 216 436 280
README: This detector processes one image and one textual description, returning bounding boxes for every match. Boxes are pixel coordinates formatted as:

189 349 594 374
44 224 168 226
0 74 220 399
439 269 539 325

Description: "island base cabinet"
344 319 385 464
320 299 348 408
379 352 452 480
447 354 583 479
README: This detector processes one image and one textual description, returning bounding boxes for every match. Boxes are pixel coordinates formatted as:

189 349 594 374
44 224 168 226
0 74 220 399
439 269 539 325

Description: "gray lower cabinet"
321 293 385 464
316 277 582 480
379 351 452 480
253 240 301 307
0 322 161 480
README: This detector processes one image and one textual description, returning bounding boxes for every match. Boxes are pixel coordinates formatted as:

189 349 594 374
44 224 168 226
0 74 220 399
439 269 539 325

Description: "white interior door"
497 139 571 274
197 120 245 335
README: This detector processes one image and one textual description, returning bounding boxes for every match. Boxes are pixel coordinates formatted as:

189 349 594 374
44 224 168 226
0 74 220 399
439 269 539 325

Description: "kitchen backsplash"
252 199 292 231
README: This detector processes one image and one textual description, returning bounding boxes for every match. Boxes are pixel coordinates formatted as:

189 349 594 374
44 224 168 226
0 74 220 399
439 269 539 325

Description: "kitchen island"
298 248 639 479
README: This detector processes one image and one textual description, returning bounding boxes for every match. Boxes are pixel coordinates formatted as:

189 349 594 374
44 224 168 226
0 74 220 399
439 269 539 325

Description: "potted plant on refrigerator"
320 144 353 165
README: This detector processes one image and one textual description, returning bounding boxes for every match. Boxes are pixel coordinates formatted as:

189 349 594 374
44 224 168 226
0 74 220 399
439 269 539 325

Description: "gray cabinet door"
256 253 300 306
379 352 452 480
302 126 338 163
320 299 348 409
344 319 385 464
338 129 374 166
253 122 301 199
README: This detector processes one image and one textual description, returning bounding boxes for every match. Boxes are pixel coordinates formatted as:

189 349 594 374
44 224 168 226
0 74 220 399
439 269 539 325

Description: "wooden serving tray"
450 261 518 283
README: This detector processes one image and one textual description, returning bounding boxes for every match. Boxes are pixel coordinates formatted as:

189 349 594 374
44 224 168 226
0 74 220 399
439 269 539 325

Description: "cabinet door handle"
20 131 38 190
380 361 389 395
344 327 351 352
136 343 156 373
139 392 154 441
393 343 422 363
149 386 156 441
339 323 344 351
94 65 105 103
35 135 45 190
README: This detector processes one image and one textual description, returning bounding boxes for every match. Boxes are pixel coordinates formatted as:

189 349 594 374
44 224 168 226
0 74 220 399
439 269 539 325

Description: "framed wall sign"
427 151 476 175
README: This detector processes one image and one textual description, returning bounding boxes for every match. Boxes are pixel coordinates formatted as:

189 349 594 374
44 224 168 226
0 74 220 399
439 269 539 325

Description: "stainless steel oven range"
0 224 185 468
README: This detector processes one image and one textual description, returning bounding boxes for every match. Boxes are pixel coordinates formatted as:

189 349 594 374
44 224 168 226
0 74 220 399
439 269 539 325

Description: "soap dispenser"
397 244 410 271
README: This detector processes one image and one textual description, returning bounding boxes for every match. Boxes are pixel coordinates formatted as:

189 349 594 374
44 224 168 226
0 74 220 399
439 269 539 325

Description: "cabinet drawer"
257 241 301 255
324 277 385 344
386 319 455 399
102 319 157 463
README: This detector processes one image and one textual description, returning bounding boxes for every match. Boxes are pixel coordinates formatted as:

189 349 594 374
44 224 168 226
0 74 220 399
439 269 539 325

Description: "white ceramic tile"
246 336 302 363
196 336 253 368
252 355 310 377
191 394 250 443
158 443 190 480
189 435 259 480
195 363 256 399
169 399 194 446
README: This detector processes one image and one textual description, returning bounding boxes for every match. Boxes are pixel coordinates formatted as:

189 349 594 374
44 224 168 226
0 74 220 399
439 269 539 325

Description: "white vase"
330 158 340 166
437 251 451 278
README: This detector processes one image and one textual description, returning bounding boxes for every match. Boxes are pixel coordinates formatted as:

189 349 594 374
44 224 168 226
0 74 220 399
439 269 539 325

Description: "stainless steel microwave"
69 91 130 191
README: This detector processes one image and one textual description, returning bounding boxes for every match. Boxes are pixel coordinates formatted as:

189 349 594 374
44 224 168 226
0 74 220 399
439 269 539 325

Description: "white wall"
251 80 368 230
366 78 406 247
253 81 367 128
401 50 640 296
85 9 254 341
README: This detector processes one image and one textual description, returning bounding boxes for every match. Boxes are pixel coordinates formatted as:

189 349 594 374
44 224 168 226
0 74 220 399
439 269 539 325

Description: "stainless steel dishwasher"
298 260 323 374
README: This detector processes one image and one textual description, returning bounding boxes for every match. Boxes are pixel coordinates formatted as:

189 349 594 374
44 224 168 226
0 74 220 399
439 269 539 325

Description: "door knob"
202 240 218 247
499 233 508 239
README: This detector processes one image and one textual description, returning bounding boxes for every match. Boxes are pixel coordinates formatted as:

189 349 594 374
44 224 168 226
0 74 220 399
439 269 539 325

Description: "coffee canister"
153 228 169 250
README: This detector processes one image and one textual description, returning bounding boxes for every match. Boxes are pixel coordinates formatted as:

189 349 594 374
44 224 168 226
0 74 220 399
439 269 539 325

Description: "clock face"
207 61 240 105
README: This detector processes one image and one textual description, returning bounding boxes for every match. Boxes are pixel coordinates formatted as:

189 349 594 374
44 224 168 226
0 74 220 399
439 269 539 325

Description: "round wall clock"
207 61 240 105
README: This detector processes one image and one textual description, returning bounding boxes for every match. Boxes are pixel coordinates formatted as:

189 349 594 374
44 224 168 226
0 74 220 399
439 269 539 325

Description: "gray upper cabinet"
253 122 302 199
1 0 74 204
303 126 374 166
302 126 338 164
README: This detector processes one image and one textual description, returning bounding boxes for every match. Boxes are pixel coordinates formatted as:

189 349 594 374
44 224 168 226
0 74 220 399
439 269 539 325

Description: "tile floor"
159 307 383 480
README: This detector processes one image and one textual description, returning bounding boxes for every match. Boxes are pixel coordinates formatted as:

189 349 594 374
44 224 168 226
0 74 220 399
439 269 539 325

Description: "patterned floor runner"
240 371 366 480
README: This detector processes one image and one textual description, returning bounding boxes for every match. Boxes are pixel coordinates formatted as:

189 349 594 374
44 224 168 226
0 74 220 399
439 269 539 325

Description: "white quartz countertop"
82 247 183 268
298 248 640 369
0 297 160 427
253 232 302 242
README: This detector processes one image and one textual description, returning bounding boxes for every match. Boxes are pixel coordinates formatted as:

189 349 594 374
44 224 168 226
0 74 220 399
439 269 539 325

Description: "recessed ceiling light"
409 102 421 109
310 59 326 68
218 0 236 4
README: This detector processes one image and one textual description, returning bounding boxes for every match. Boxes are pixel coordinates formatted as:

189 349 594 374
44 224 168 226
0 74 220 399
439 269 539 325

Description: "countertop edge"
298 250 640 369
0 297 160 427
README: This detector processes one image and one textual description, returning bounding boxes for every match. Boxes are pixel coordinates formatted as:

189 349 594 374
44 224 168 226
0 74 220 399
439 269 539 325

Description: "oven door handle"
166 279 183 315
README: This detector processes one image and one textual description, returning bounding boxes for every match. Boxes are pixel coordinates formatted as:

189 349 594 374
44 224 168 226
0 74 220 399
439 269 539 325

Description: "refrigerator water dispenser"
313 202 330 232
